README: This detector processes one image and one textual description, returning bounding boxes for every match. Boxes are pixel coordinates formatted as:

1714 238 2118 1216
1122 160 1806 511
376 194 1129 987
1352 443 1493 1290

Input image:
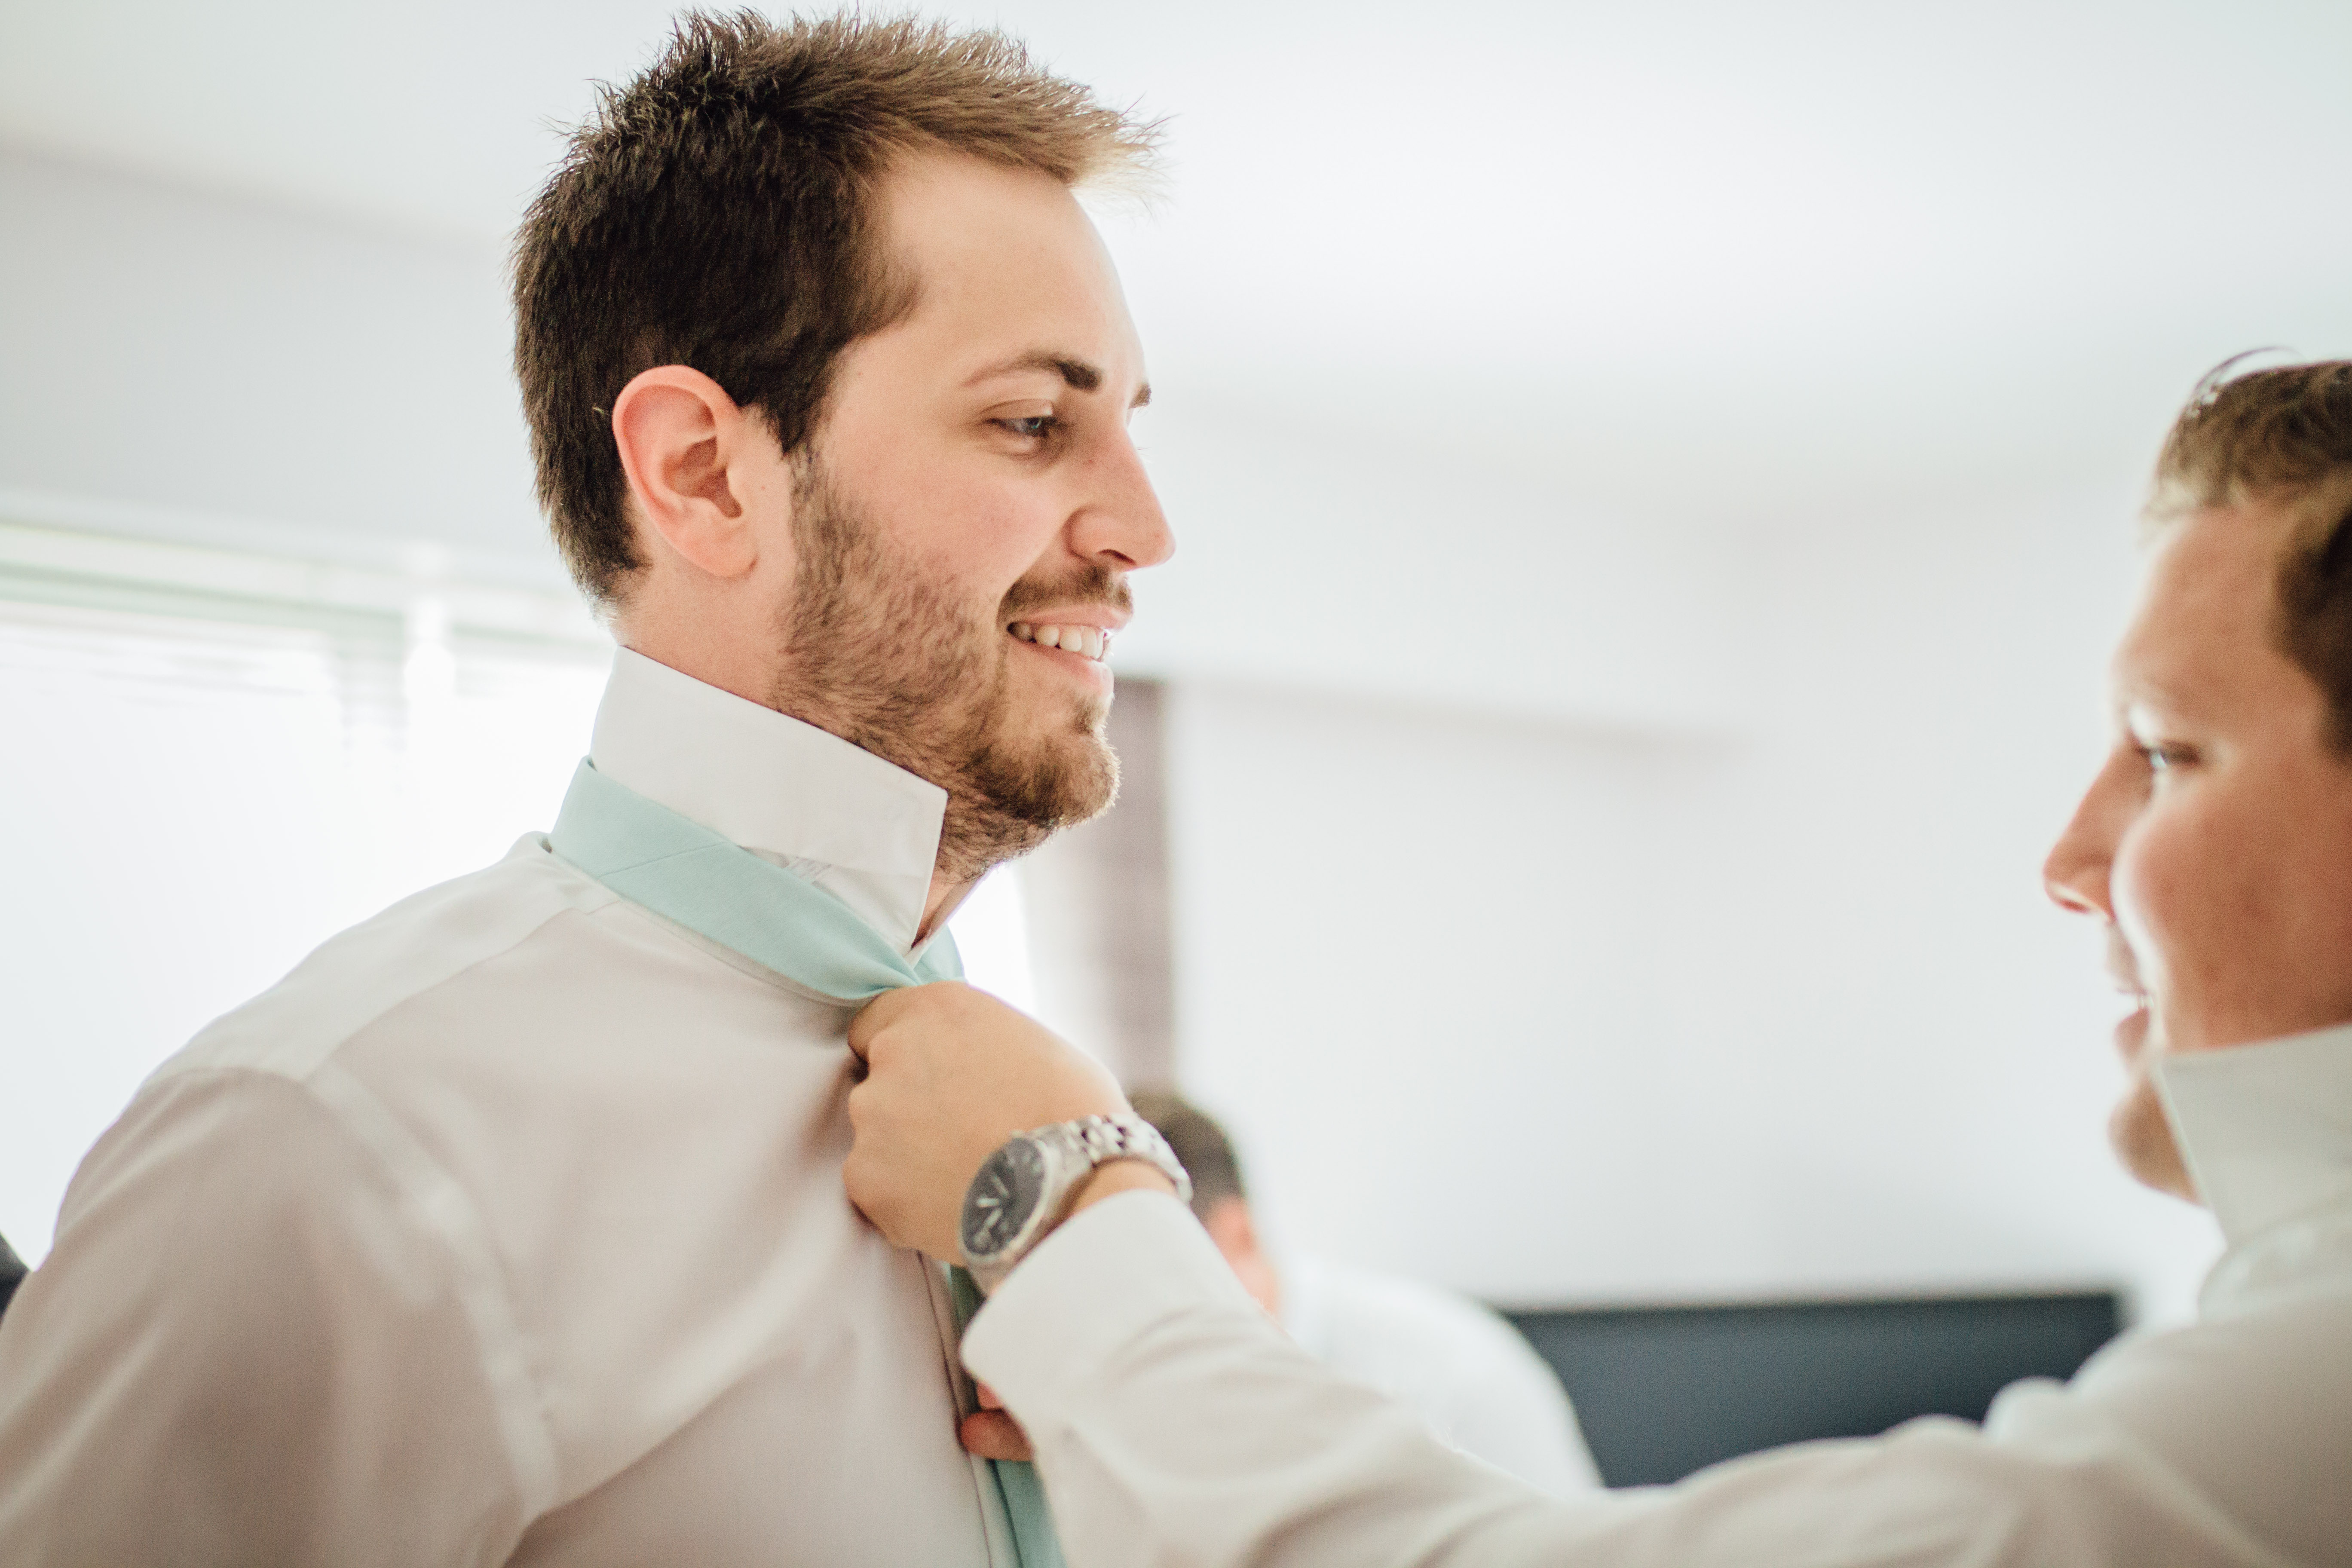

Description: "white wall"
1167 478 2223 1326
0 150 551 578
0 147 1750 728
1115 395 1749 732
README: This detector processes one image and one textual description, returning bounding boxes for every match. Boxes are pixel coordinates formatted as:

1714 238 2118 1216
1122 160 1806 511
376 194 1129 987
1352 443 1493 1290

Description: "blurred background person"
1130 1091 1602 1496
0 1235 22 1322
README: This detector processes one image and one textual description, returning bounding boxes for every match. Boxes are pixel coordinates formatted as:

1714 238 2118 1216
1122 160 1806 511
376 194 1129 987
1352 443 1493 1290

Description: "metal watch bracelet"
1063 1113 1194 1207
962 1113 1191 1292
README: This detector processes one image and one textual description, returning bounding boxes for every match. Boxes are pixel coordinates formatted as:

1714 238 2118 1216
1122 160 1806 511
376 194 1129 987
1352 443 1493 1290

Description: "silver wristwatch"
959 1114 1192 1293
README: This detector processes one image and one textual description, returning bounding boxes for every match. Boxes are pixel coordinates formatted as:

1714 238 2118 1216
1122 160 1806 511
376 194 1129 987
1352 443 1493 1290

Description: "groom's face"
772 150 1170 874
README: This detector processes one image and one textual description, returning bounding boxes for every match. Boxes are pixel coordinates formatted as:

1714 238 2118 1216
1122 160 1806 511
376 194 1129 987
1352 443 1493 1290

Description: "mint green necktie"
549 759 1065 1568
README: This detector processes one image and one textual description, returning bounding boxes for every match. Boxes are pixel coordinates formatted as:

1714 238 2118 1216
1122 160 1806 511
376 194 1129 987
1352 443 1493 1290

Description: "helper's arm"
968 1190 2319 1568
845 983 2342 1568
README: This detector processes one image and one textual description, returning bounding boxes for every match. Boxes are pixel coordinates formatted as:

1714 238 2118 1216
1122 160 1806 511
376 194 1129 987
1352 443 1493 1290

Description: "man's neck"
611 634 1042 952
917 871 977 949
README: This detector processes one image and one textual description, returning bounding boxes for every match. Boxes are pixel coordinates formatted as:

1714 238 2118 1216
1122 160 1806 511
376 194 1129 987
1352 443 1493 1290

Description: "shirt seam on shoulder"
150 864 602 1093
124 1064 562 1525
300 1058 564 1519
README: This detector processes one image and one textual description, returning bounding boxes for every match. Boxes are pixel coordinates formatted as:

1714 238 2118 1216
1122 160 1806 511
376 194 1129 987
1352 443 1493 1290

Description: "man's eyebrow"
2112 666 2213 723
971 351 1151 407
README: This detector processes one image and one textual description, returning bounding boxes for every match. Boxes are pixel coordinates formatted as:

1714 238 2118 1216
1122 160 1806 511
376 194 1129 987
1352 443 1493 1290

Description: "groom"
0 13 1168 1564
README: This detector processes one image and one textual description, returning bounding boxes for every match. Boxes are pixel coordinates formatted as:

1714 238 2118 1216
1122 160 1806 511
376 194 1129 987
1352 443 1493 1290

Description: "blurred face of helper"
2043 499 2352 1199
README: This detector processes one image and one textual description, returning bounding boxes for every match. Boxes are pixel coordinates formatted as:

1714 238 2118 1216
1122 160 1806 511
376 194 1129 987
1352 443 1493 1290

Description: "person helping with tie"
842 360 2352 1568
0 14 1170 1563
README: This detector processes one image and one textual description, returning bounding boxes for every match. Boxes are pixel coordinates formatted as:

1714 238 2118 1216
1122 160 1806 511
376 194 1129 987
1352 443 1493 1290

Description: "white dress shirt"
1281 1256 1602 1496
966 1023 2352 1568
0 649 1014 1566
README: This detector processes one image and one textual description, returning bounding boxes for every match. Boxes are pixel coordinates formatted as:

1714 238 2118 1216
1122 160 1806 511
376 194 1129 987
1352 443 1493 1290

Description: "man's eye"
996 414 1059 441
2137 742 2197 773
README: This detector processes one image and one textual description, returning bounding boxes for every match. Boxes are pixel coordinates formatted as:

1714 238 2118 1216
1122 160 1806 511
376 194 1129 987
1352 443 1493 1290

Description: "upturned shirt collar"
2157 1021 2352 1313
588 647 949 957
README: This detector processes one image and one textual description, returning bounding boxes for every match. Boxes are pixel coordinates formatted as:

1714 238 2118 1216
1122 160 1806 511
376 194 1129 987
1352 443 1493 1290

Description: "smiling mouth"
1008 622 1111 662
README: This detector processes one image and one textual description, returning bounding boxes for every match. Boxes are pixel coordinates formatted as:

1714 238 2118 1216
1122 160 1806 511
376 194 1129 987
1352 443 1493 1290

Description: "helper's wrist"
1069 1158 1179 1216
959 1115 1190 1292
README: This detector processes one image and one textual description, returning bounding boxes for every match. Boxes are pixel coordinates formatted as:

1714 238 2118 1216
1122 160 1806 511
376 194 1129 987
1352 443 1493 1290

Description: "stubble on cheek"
773 464 1123 879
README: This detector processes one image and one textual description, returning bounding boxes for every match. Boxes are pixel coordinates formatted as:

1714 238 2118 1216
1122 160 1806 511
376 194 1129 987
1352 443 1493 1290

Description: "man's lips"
2095 922 2153 1063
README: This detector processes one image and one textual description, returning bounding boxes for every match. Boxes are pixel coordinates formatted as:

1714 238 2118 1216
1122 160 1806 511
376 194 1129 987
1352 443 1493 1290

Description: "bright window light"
947 864 1037 1015
0 593 606 1263
0 524 1036 1264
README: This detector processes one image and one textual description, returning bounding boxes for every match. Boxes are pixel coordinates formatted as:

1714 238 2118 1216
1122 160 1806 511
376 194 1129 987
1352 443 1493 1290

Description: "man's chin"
1033 728 1120 826
974 719 1118 832
2108 1076 2198 1204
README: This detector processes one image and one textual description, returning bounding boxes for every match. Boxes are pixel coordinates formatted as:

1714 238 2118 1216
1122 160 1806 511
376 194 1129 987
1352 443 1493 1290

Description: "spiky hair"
512 10 1159 604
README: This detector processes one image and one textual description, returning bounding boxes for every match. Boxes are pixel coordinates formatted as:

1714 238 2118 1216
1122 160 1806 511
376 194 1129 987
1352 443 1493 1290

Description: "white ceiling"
8 0 2349 494
3 0 2349 722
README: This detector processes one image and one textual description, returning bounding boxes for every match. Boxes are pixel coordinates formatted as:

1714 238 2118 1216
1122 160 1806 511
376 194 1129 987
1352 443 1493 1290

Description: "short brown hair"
1127 1090 1245 1220
2151 358 2352 749
512 11 1157 604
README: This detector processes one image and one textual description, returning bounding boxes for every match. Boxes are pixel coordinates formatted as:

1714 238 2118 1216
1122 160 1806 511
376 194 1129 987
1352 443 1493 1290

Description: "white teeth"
1007 622 1112 661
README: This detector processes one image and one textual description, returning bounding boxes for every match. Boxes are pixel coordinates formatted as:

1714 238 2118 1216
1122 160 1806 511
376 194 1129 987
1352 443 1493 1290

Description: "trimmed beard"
771 456 1123 884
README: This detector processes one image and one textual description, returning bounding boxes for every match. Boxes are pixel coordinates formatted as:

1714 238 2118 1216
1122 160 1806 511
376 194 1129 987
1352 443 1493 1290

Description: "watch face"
962 1137 1049 1260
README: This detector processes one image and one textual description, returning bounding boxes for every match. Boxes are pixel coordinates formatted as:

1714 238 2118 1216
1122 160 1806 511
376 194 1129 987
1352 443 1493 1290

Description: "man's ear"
610 366 771 582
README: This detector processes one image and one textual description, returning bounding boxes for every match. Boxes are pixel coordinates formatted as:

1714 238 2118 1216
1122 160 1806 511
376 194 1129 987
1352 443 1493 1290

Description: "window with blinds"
0 535 612 1265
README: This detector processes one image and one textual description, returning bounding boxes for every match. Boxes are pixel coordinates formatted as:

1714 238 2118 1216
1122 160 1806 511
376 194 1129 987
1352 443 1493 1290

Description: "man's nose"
1069 428 1173 571
2043 757 2127 918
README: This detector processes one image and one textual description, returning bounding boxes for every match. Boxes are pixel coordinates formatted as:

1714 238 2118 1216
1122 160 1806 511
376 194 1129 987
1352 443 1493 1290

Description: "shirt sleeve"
1292 1260 1602 1497
962 1192 2332 1568
0 1066 536 1567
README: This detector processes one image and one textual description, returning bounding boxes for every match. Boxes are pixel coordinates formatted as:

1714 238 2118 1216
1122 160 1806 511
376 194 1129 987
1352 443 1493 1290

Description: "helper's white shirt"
1281 1256 1602 1496
0 649 1013 1567
967 1024 2352 1568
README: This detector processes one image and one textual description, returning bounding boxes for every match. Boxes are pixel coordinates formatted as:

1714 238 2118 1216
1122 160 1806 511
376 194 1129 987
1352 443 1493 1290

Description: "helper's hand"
844 982 1132 1262
963 1382 1035 1463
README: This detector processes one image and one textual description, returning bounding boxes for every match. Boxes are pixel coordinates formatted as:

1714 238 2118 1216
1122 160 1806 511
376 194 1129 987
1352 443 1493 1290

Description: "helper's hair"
1126 1091 1246 1222
2151 358 2352 749
512 9 1158 605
